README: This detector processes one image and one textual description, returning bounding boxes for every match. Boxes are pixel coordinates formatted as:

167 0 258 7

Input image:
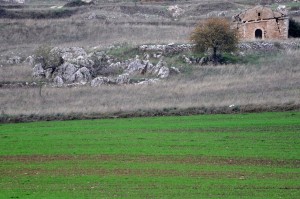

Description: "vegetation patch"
0 112 299 198
0 8 77 19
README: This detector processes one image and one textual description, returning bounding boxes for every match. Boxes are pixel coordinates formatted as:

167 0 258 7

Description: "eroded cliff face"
233 6 289 40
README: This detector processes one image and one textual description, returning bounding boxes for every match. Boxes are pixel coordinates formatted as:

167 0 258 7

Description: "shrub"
34 45 63 69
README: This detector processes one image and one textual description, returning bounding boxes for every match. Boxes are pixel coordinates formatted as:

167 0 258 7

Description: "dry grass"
0 0 250 55
1 0 299 118
0 64 32 82
1 50 299 116
0 18 193 56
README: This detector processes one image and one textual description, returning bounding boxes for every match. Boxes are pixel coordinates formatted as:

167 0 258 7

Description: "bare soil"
1 154 299 167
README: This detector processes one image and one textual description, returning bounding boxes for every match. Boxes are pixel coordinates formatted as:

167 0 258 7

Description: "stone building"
233 6 289 40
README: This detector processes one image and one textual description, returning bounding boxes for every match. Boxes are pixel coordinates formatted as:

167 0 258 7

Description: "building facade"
233 6 289 40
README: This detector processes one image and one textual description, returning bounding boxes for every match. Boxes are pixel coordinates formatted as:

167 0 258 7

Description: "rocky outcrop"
32 46 181 87
91 76 111 87
136 78 160 85
116 73 129 85
32 47 95 86
158 66 170 78
32 63 44 78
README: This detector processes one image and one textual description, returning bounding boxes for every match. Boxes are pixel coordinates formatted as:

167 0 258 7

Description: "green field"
0 112 300 198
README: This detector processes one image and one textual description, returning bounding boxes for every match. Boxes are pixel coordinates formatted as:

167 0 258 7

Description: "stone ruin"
233 5 289 40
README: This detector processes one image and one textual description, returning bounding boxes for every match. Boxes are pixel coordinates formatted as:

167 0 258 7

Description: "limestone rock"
158 66 170 79
116 73 129 84
91 76 111 87
32 63 44 78
45 68 53 79
53 76 64 87
76 55 94 68
136 78 160 85
51 47 87 63
25 56 35 65
170 67 180 75
126 58 145 74
74 67 91 83
57 62 77 83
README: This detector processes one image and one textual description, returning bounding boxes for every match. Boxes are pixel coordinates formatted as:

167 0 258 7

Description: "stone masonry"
233 6 289 40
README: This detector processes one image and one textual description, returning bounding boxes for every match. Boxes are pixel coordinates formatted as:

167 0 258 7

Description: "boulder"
74 67 91 83
25 55 35 65
136 78 160 85
57 62 77 83
116 73 129 84
32 63 45 78
199 57 208 65
126 57 145 74
102 62 124 75
157 66 170 79
183 55 192 64
53 76 64 87
170 67 180 75
76 55 94 68
91 76 111 87
151 59 165 75
45 68 54 79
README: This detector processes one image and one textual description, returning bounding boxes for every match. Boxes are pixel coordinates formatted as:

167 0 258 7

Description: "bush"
34 45 63 69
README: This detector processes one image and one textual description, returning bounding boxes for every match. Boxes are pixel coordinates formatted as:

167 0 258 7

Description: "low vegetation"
1 112 299 198
1 49 299 120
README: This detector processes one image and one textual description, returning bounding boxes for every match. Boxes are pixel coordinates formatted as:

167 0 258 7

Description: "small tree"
190 18 239 64
34 44 62 70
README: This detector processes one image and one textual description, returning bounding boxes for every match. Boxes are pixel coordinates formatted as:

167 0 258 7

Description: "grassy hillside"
1 112 299 198
1 48 299 119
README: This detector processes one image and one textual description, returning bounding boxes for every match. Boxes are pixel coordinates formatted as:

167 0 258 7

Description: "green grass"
0 112 300 198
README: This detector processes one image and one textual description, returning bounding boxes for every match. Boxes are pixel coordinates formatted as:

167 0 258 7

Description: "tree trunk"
213 47 218 65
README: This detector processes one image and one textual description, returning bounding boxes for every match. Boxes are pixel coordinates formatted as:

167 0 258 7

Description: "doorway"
255 29 263 39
